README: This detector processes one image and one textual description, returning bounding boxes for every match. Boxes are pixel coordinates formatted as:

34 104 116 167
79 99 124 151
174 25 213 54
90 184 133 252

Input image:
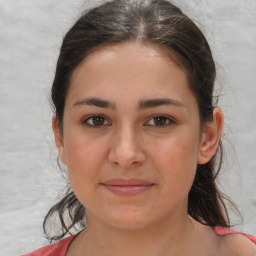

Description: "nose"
108 126 146 169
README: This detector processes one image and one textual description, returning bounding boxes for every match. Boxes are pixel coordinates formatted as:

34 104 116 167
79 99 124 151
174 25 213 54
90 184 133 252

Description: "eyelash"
145 115 175 127
82 114 175 128
82 114 111 128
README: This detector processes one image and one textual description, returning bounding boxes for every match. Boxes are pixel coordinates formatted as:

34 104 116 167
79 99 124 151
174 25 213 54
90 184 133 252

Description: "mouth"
100 178 155 196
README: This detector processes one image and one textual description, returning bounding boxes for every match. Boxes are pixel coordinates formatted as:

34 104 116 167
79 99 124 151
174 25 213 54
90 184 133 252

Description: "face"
53 42 220 231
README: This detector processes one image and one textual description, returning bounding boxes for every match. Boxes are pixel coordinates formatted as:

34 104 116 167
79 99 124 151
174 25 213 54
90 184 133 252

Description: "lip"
100 178 155 196
102 178 154 186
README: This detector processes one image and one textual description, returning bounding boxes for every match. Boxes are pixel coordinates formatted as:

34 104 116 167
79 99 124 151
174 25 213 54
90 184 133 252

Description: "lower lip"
102 185 154 196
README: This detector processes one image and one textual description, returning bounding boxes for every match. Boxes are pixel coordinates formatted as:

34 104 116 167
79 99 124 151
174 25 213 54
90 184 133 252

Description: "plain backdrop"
0 0 256 255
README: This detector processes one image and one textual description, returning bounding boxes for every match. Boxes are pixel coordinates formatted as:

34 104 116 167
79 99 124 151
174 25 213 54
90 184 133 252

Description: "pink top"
22 227 256 256
213 226 256 244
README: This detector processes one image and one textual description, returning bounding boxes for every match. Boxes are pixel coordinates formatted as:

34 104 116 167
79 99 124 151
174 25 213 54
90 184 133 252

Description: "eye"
83 115 110 127
145 115 174 127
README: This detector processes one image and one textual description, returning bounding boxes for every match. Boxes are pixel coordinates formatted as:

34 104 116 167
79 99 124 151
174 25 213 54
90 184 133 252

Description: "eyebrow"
73 97 116 109
139 98 186 109
73 97 186 110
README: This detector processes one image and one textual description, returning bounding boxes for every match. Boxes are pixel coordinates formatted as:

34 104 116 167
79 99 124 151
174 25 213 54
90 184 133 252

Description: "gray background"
0 0 255 255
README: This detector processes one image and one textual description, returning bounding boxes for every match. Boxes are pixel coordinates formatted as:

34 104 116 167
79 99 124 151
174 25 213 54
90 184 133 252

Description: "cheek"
149 134 199 189
64 126 108 167
151 134 199 167
63 134 108 194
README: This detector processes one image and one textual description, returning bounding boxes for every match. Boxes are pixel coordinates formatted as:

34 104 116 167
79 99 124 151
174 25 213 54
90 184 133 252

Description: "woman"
23 0 256 255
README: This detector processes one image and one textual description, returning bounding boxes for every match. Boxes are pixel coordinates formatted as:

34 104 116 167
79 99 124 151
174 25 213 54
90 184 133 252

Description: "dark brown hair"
44 0 233 241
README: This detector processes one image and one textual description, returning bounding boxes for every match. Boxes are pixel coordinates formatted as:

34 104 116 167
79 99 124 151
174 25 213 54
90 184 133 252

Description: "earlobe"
197 107 224 165
52 115 67 165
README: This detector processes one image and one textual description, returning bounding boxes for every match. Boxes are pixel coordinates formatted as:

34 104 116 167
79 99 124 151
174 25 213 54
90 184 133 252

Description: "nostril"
111 160 141 168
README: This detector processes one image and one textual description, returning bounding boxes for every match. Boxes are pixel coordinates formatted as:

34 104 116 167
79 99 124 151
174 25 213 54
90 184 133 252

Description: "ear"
52 115 67 165
197 107 224 164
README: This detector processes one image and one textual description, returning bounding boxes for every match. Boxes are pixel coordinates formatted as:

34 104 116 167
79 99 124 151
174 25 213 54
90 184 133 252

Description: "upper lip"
101 178 154 186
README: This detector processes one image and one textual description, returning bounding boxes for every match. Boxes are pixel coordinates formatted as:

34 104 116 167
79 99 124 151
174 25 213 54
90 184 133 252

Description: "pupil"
154 116 166 126
93 116 104 125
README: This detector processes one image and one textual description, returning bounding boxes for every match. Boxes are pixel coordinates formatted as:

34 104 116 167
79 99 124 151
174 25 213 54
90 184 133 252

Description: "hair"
44 0 234 242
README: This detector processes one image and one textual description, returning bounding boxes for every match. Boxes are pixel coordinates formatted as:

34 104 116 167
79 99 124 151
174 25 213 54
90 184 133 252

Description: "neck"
78 213 207 256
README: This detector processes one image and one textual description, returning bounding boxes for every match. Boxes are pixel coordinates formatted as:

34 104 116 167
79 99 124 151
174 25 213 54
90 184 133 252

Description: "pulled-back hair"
44 0 233 241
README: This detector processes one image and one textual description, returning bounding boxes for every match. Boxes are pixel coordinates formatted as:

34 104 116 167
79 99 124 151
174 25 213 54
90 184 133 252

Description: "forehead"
74 42 188 78
67 42 195 107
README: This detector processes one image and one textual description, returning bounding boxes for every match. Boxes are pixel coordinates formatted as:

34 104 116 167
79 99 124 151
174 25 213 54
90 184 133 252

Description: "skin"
52 42 255 255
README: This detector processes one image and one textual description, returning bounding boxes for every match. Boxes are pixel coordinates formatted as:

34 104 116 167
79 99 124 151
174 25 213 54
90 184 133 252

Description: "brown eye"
145 115 174 127
153 116 168 126
84 115 110 127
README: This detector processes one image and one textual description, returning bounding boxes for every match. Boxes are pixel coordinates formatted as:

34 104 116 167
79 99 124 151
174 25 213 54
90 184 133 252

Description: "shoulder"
21 236 76 256
213 227 256 255
213 226 256 244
